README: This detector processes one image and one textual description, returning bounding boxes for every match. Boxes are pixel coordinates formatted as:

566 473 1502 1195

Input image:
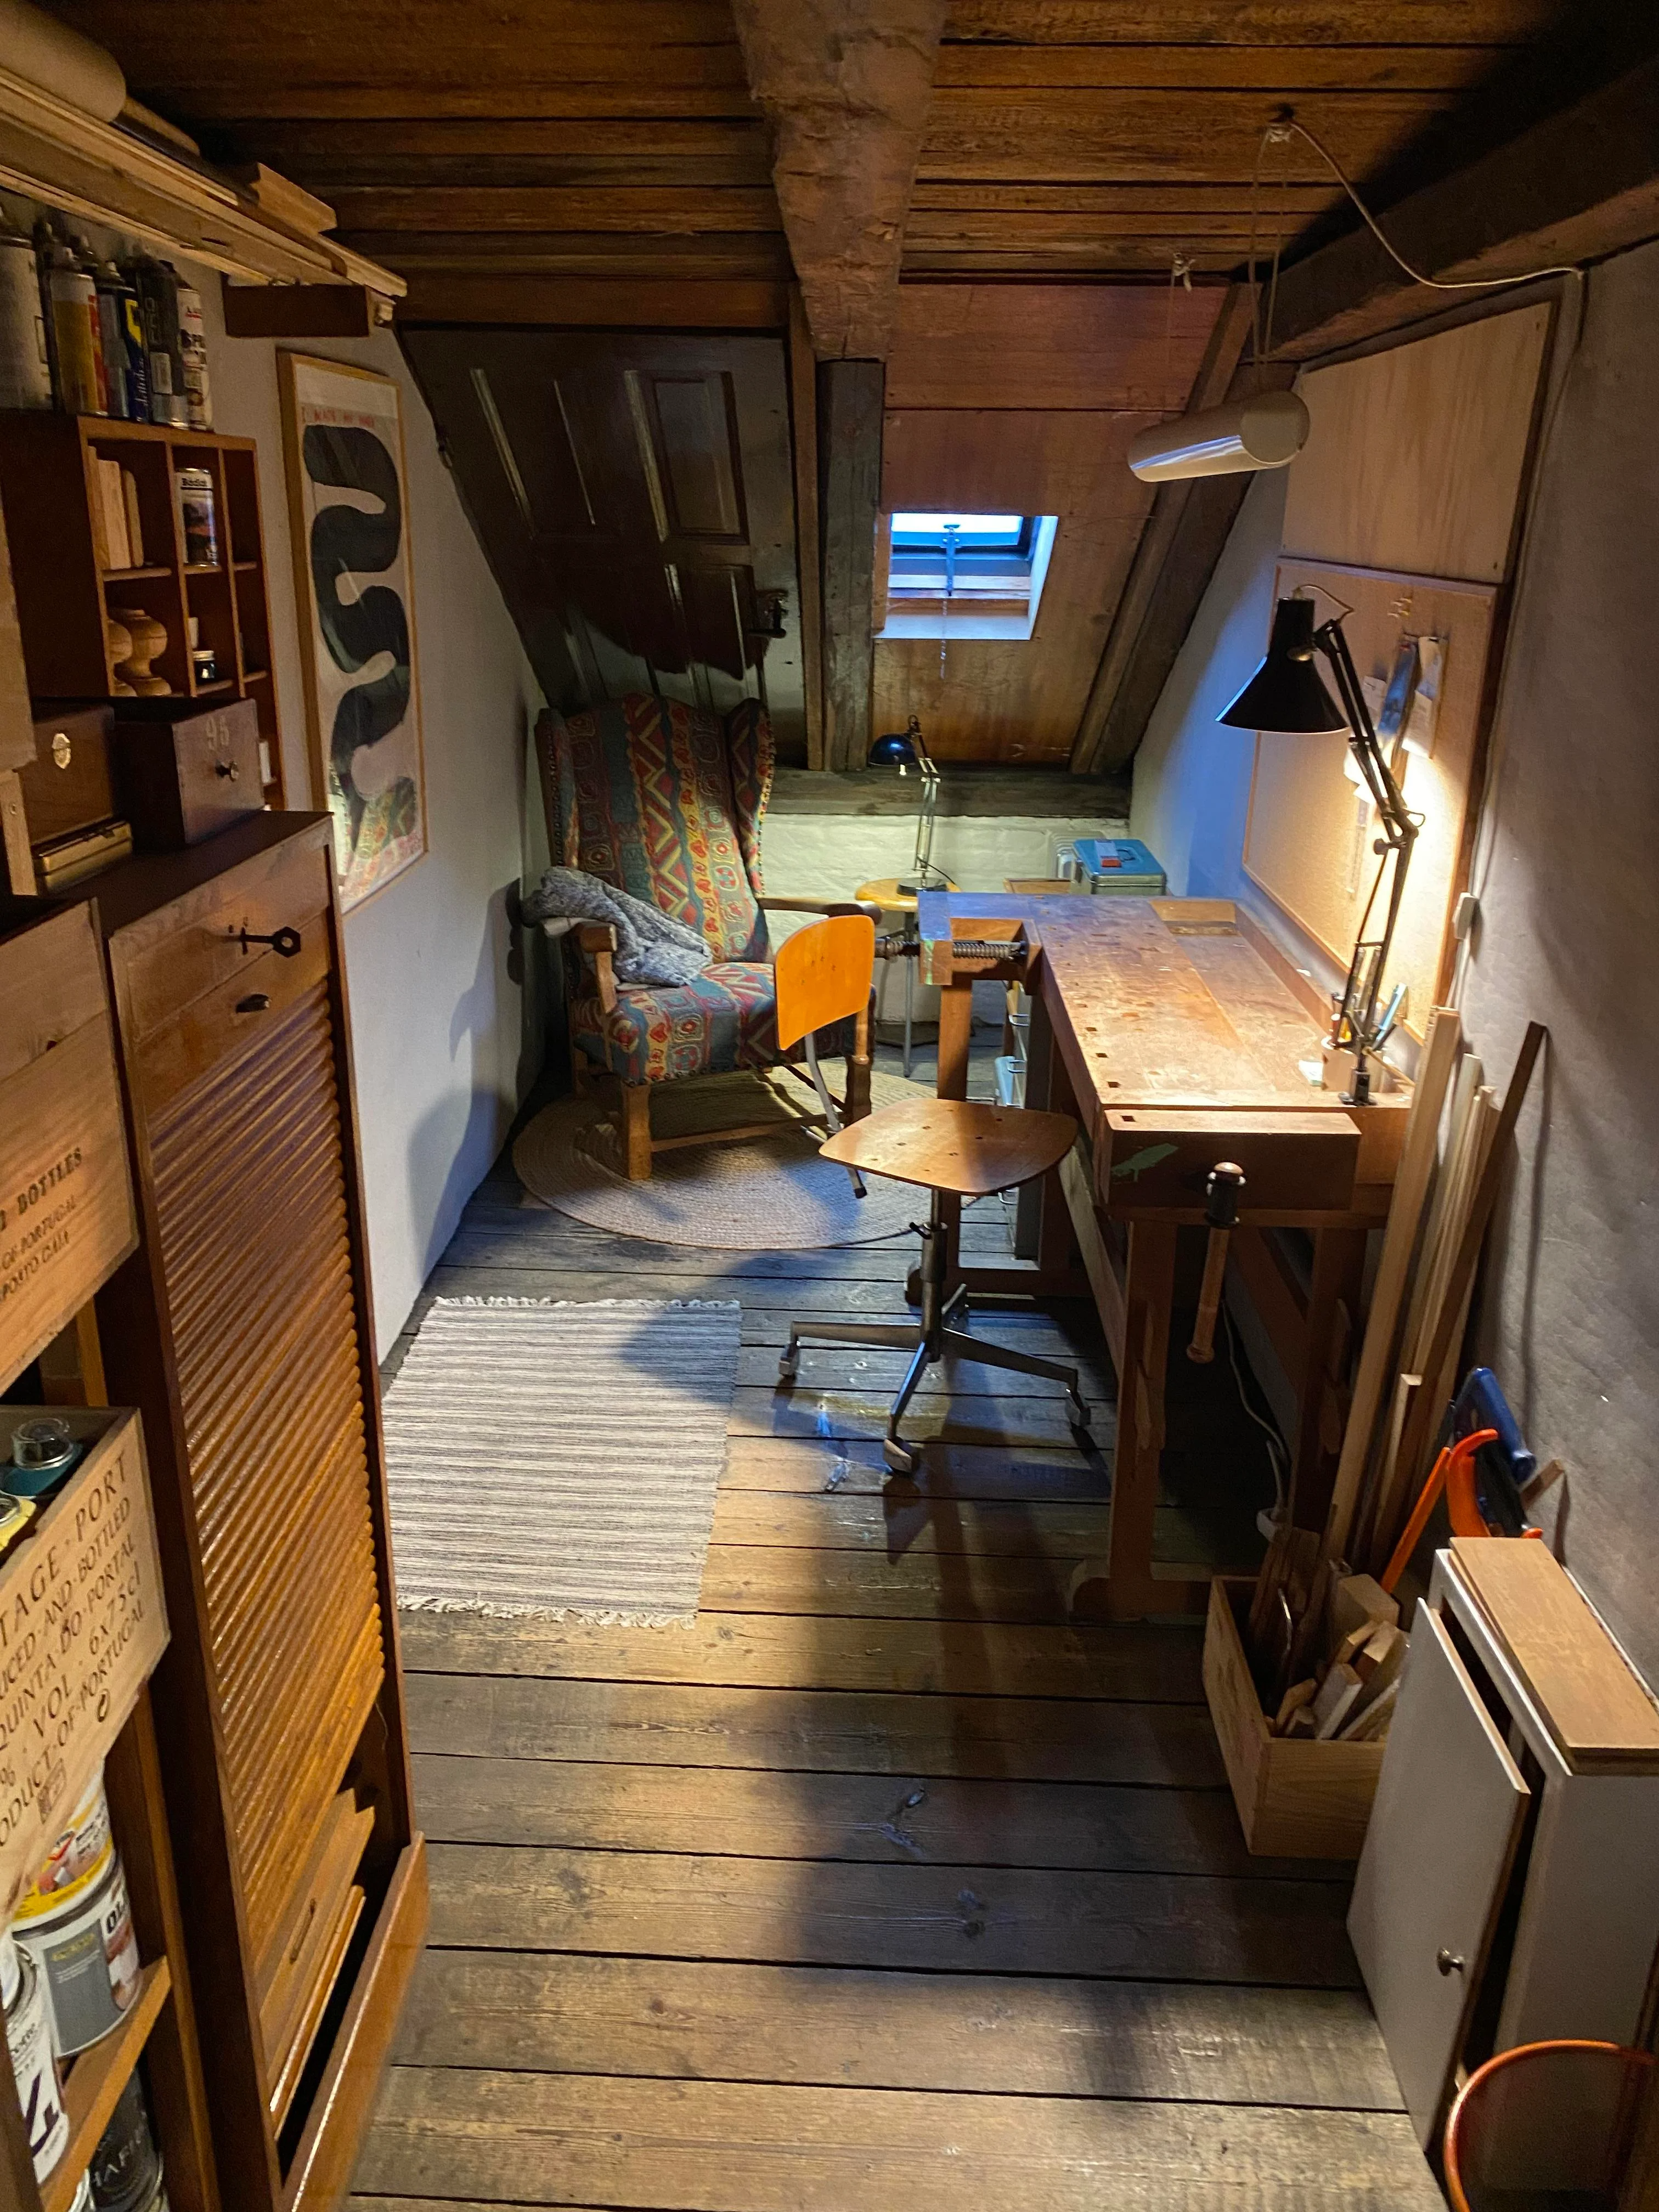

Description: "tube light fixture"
1127 388 1310 484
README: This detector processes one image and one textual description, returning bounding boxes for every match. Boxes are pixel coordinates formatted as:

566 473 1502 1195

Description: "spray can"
94 263 148 422
46 241 104 415
69 237 112 413
92 261 136 419
132 256 185 427
174 271 211 430
0 214 50 409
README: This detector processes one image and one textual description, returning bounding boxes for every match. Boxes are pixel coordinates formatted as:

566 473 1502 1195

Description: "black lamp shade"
1220 596 1349 735
868 727 922 770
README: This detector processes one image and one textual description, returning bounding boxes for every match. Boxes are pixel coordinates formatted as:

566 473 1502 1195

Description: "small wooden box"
0 1406 170 1915
114 696 263 848
20 701 116 845
0 901 138 1387
1203 1577 1385 1859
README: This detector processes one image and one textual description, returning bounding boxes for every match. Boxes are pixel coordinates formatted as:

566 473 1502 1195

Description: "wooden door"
1348 1606 1530 2146
403 329 808 758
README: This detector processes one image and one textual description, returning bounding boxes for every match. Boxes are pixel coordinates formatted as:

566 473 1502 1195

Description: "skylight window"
882 512 1058 641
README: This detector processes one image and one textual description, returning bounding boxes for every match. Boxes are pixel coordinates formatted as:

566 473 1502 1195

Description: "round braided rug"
512 1069 933 1250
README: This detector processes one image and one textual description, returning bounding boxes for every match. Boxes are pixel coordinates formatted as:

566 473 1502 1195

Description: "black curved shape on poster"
302 424 411 839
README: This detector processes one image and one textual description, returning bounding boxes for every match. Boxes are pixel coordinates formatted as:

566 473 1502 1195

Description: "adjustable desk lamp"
868 718 945 897
1221 595 1419 1107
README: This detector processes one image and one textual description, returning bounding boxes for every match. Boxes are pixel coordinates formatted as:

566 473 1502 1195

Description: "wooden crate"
1203 1576 1385 1860
0 902 138 1390
0 1406 169 1917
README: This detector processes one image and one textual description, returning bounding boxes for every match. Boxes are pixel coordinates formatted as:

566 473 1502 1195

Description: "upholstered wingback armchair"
534 693 874 1179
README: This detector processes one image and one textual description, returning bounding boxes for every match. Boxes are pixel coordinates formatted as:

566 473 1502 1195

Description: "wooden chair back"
774 915 876 1051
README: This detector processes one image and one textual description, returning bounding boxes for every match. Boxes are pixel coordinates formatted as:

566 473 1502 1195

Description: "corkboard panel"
1282 303 1551 586
1242 558 1496 1039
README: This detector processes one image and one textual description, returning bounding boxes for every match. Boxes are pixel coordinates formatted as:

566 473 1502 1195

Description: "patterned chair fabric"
539 693 845 1085
544 693 772 962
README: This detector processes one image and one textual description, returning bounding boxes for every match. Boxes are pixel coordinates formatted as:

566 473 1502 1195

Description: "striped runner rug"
382 1296 742 1624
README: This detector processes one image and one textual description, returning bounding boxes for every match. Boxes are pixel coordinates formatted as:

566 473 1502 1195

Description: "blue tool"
1449 1367 1537 1536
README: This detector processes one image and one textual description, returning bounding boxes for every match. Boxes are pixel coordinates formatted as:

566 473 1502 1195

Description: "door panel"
1348 1606 1530 2146
403 328 806 758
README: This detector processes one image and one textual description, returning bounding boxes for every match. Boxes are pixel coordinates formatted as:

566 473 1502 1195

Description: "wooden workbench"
917 893 1409 1621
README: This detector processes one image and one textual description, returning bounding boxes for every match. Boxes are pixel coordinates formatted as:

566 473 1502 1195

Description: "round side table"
856 875 957 1079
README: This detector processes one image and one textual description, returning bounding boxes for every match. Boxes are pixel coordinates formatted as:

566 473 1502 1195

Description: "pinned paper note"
1403 635 1444 757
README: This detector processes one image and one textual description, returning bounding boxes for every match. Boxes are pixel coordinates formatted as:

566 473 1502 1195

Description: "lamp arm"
1315 619 1415 849
911 731 943 887
1314 618 1419 1098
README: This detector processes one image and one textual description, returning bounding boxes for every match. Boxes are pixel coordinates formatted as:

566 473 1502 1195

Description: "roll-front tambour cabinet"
83 812 426 2210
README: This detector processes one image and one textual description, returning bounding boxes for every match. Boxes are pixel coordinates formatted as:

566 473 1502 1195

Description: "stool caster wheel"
883 1435 921 1476
778 1350 799 1384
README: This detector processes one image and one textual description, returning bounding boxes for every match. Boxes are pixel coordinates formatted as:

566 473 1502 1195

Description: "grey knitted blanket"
524 866 713 986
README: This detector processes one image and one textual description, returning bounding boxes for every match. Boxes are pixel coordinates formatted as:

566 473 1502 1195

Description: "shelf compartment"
40 1959 172 2212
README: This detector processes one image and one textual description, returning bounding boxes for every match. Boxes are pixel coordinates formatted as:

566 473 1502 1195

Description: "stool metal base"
779 1190 1091 1475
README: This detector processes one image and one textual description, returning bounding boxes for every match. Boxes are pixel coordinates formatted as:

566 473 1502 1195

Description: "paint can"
15 1765 112 1917
88 2068 161 2211
0 217 51 411
13 1846 142 2055
3 1927 69 2181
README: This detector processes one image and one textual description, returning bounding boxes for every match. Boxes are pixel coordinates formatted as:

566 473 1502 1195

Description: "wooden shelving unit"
0 414 287 807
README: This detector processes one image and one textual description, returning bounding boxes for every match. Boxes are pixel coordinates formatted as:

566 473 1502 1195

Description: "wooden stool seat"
820 1097 1076 1197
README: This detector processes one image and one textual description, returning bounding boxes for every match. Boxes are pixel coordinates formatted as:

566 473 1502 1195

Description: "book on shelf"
93 456 131 571
122 469 145 567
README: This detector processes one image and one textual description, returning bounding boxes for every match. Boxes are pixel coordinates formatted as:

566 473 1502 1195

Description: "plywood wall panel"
1281 304 1551 583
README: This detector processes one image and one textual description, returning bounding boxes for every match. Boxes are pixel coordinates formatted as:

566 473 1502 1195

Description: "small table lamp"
868 717 946 896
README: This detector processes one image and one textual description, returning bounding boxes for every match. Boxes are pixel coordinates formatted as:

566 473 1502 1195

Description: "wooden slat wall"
873 286 1221 764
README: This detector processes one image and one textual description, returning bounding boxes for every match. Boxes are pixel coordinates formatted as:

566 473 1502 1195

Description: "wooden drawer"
115 830 332 1046
19 701 115 845
115 697 263 850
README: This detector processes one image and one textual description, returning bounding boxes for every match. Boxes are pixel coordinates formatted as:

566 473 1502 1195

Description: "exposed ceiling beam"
731 0 947 360
1267 52 1659 360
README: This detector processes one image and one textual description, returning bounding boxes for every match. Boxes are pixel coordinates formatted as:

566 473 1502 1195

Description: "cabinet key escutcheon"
233 924 301 958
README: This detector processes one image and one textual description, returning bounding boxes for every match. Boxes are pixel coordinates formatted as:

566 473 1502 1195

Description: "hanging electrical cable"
1274 111 1580 295
1129 109 1583 484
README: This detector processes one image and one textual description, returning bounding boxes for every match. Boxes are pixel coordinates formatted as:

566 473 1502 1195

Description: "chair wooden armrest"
759 895 883 922
574 921 618 1012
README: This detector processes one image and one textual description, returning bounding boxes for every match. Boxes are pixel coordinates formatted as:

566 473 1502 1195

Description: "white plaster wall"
198 281 543 1355
1130 240 1659 1686
760 812 1131 936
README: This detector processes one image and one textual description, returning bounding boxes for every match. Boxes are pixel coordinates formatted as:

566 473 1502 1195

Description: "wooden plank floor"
354 1045 1436 2211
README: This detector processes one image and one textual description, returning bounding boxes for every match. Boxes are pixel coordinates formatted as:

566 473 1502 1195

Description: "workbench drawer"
1101 1109 1359 1216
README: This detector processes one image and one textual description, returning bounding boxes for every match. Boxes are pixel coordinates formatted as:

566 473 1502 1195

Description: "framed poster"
279 353 426 909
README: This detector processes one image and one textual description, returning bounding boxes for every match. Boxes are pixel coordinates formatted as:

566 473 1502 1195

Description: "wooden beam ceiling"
730 0 947 360
50 0 1576 306
1266 50 1659 358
